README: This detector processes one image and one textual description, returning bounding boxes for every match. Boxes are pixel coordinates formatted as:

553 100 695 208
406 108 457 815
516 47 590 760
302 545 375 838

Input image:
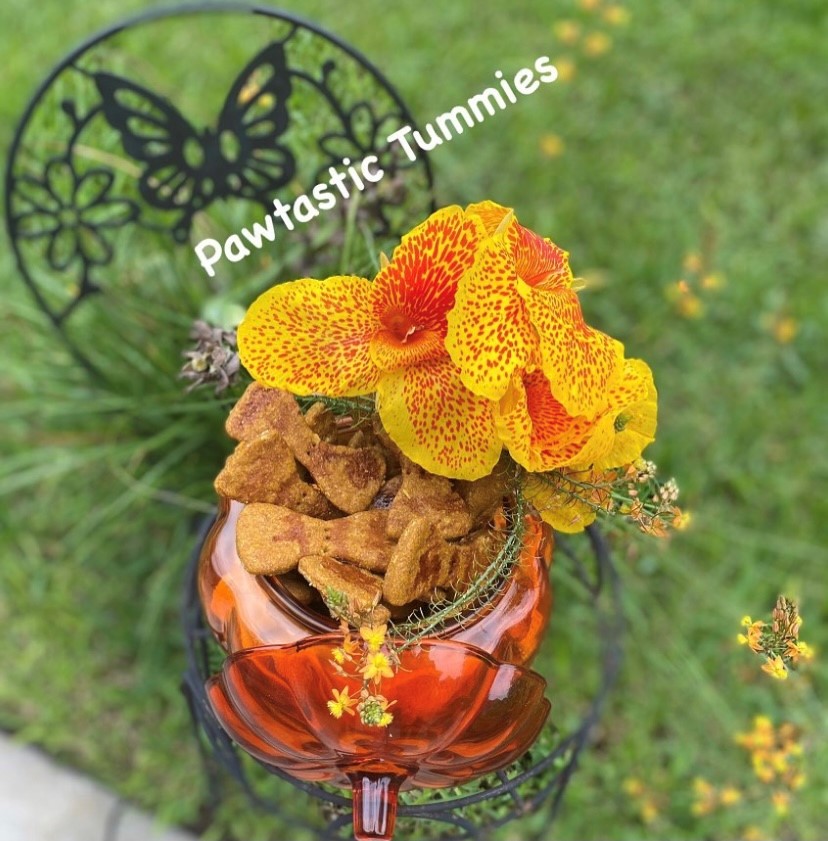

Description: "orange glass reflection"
199 497 554 666
207 636 550 841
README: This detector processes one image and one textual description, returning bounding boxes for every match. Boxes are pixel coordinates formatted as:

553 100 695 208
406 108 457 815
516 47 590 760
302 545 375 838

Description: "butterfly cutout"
94 42 296 242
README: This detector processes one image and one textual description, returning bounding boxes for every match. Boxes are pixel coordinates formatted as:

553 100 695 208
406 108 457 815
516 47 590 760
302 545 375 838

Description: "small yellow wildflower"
603 5 631 26
362 652 395 683
737 617 765 652
640 800 659 824
622 777 644 797
742 827 767 841
771 790 790 816
584 32 612 56
579 0 601 10
678 293 704 318
555 57 576 82
327 686 357 719
719 786 742 806
331 648 346 665
790 772 806 790
772 315 798 344
553 20 581 44
540 134 565 158
761 655 788 680
359 623 387 653
672 509 692 530
691 777 717 816
379 712 394 727
701 272 724 290
682 252 703 273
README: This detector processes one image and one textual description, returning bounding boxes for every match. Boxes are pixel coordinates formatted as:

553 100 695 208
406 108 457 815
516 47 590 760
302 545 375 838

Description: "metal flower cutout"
13 158 138 272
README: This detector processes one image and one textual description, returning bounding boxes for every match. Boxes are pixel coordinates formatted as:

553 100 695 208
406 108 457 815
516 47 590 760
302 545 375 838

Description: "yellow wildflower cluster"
666 250 725 319
738 596 814 680
733 715 806 821
622 777 660 824
690 777 742 816
524 458 686 536
552 1 629 64
328 622 398 728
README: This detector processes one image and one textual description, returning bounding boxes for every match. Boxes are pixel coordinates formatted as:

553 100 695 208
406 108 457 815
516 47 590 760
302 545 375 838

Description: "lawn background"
1 1 826 840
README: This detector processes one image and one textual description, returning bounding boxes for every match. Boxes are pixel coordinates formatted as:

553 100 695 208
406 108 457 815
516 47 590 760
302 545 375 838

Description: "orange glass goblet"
207 636 550 841
199 497 553 666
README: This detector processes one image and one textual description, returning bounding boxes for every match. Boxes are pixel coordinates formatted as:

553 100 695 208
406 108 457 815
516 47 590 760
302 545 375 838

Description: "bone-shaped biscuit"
298 555 390 625
259 390 386 514
386 457 471 539
236 504 395 575
382 517 455 605
214 431 339 518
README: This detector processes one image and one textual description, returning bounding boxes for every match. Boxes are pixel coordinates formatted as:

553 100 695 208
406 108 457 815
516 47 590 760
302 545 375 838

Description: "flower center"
384 309 419 343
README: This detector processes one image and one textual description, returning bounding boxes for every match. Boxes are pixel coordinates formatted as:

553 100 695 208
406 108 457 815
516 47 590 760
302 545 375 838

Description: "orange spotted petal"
521 285 624 418
523 474 597 534
567 359 657 470
238 276 381 397
465 200 512 235
513 224 573 290
376 357 502 480
369 327 445 373
494 369 598 472
445 235 539 400
372 206 485 340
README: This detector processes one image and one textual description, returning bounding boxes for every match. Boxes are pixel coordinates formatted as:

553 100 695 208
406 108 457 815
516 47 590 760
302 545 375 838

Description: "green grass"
1 0 826 839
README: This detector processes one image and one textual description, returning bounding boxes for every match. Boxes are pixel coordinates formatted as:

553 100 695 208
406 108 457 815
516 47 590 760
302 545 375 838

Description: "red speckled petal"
465 200 512 235
514 225 573 289
521 286 624 418
238 276 381 397
494 369 598 472
372 206 485 339
376 356 502 480
445 235 539 401
567 358 657 469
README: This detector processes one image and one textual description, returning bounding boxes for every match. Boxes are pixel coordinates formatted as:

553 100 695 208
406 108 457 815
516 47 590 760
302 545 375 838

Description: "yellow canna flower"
238 207 501 480
446 201 624 417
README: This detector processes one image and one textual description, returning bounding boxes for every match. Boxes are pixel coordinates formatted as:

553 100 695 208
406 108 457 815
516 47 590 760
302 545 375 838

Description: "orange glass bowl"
207 636 551 841
199 497 554 666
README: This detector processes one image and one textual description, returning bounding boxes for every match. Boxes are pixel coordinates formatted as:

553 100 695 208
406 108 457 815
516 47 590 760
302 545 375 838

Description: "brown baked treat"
455 456 511 527
236 503 395 575
303 401 338 442
257 389 386 514
386 457 472 539
274 571 317 606
214 431 339 518
371 475 402 510
382 517 455 605
370 415 402 477
225 382 286 441
449 527 506 593
298 555 390 625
